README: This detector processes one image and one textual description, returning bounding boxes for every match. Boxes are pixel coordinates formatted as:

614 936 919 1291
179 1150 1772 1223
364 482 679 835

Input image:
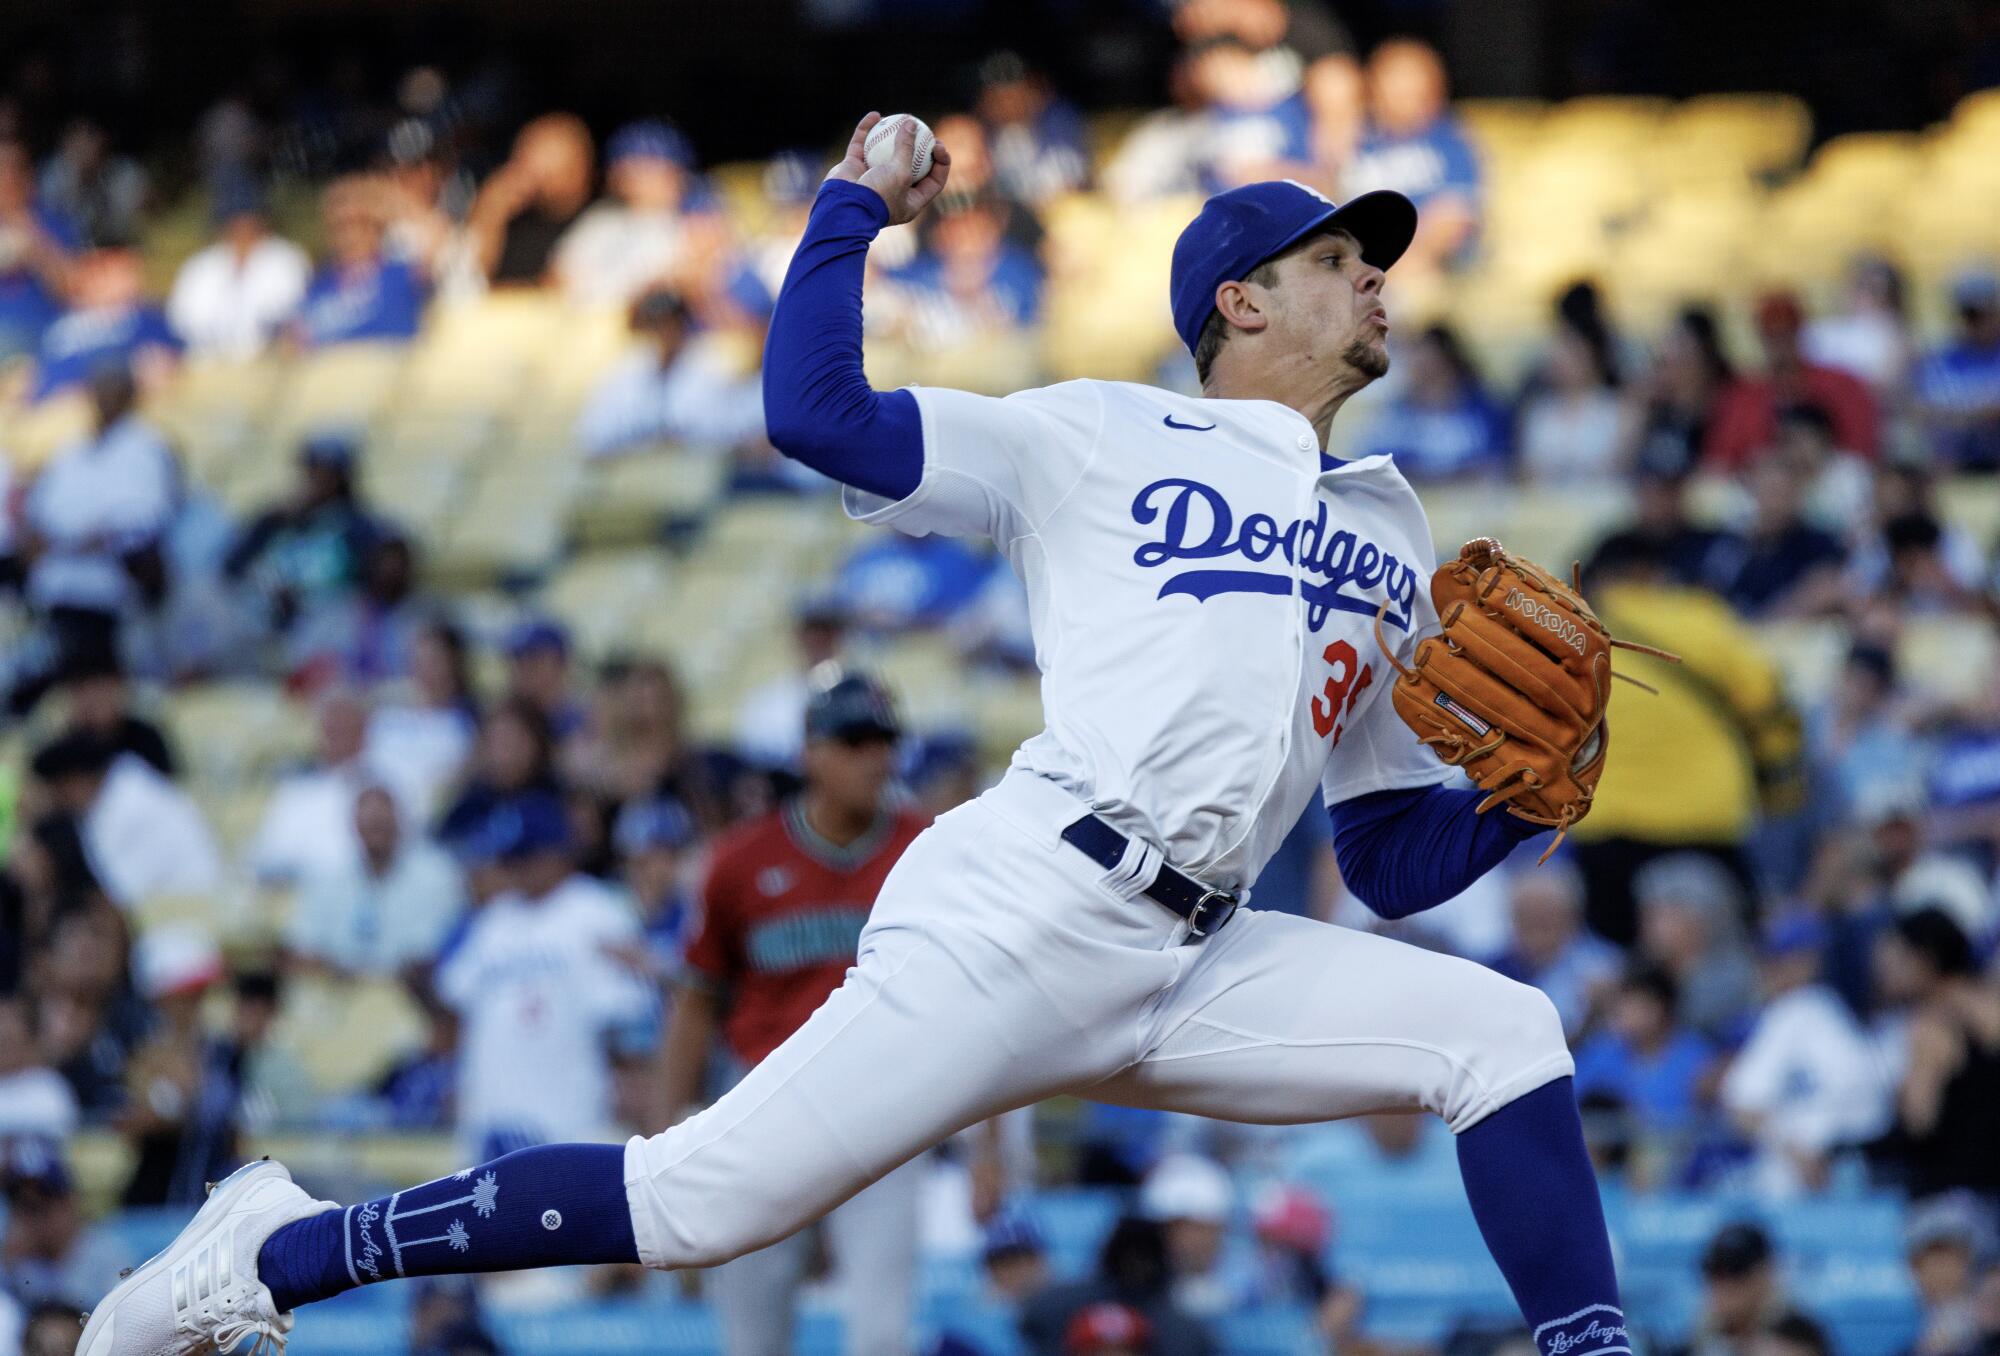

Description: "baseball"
864 113 935 182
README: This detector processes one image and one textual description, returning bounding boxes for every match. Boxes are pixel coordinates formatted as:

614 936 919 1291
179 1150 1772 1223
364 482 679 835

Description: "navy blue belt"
1059 814 1241 940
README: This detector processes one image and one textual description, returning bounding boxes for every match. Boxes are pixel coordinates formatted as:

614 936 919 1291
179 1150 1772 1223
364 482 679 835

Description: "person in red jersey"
656 668 928 1356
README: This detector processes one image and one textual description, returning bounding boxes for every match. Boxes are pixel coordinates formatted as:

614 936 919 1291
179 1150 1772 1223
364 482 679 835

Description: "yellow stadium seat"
429 468 574 586
269 974 428 1096
570 445 728 547
268 343 407 441
1899 616 1998 705
3 392 93 472
1540 97 1671 149
1756 619 1849 708
1803 132 1924 200
164 683 314 791
1667 94 1812 176
1454 99 1550 151
538 549 675 658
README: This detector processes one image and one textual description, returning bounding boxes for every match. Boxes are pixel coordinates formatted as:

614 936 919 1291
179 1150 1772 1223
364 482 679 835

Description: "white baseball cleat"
78 1158 337 1355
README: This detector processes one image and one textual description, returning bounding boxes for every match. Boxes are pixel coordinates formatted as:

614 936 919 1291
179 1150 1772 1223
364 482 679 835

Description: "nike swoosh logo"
1163 414 1218 432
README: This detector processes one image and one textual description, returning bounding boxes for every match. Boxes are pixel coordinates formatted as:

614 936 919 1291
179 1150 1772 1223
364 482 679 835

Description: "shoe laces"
173 1231 288 1353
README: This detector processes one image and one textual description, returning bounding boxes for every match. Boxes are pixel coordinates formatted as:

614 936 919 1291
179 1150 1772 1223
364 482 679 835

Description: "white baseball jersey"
624 378 1575 1281
844 378 1445 893
437 875 653 1148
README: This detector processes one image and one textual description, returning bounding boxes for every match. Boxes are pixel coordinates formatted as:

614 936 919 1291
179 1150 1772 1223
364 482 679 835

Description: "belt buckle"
1185 887 1239 938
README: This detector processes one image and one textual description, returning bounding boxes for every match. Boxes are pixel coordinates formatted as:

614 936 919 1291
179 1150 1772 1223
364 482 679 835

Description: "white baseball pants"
623 770 1572 1271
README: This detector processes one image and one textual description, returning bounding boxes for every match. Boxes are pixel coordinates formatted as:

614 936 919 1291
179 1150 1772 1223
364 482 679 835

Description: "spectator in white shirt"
363 618 480 822
435 791 652 1156
288 784 463 978
14 367 178 706
0 1000 78 1140
166 179 311 360
1518 315 1626 484
1721 912 1889 1195
247 687 413 885
553 120 699 307
574 286 765 459
29 731 221 911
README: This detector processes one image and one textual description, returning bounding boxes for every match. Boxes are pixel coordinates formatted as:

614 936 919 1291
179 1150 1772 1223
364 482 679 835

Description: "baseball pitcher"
86 114 1642 1356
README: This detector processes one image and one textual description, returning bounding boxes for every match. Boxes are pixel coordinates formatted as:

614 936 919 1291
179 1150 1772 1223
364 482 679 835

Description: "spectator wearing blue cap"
556 119 709 306
613 795 698 983
166 177 310 359
504 616 588 740
0 1136 132 1313
981 1210 1051 1305
292 176 427 347
436 788 653 1156
438 696 562 889
1719 911 1888 1194
1915 269 2000 471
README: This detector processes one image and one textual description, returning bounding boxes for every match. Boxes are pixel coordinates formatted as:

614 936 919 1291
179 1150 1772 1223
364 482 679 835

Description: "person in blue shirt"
293 178 427 348
0 141 80 362
893 192 1044 339
1914 269 2000 470
1345 39 1481 271
1573 963 1717 1142
832 530 997 632
976 51 1091 206
1353 322 1509 480
1190 36 1319 194
29 247 180 402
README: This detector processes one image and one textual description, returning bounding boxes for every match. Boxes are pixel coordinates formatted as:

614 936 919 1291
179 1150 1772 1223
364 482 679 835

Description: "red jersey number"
1311 640 1374 745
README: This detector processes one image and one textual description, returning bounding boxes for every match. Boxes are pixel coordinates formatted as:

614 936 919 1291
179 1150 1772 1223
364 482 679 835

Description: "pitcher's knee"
625 1134 817 1270
1444 975 1572 1134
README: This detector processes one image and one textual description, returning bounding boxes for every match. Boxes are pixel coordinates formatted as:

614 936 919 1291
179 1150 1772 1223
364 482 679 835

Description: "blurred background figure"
468 112 595 287
167 179 310 360
1344 39 1480 275
293 177 426 347
656 670 927 1356
555 120 701 306
1914 269 2000 471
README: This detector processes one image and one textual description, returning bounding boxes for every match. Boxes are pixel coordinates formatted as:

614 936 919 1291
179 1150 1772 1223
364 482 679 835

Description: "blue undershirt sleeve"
761 179 923 501
1327 782 1545 920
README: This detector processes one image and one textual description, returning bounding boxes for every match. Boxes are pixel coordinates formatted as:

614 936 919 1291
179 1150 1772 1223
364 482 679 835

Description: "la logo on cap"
1280 179 1336 206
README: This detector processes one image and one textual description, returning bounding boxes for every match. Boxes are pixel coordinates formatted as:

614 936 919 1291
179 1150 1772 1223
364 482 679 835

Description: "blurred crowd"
0 2 1996 1354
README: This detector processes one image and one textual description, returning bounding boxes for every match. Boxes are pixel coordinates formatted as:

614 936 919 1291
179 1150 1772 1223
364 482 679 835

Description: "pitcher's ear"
1213 278 1270 335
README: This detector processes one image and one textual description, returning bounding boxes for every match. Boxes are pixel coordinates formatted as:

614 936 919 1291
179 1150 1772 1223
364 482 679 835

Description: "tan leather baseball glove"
1377 538 1677 860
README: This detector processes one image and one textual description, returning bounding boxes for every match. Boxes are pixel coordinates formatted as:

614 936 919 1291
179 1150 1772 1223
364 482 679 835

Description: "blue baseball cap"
615 796 696 855
1169 181 1418 356
505 617 570 660
981 1210 1045 1260
607 120 693 170
486 791 573 860
1761 911 1830 960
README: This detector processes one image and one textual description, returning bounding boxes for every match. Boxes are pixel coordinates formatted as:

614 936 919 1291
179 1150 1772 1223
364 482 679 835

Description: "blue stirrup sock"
258 1143 639 1312
1456 1078 1629 1356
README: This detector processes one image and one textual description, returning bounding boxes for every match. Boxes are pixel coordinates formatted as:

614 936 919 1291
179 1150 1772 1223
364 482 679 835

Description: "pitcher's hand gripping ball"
1378 538 1678 859
864 114 935 181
